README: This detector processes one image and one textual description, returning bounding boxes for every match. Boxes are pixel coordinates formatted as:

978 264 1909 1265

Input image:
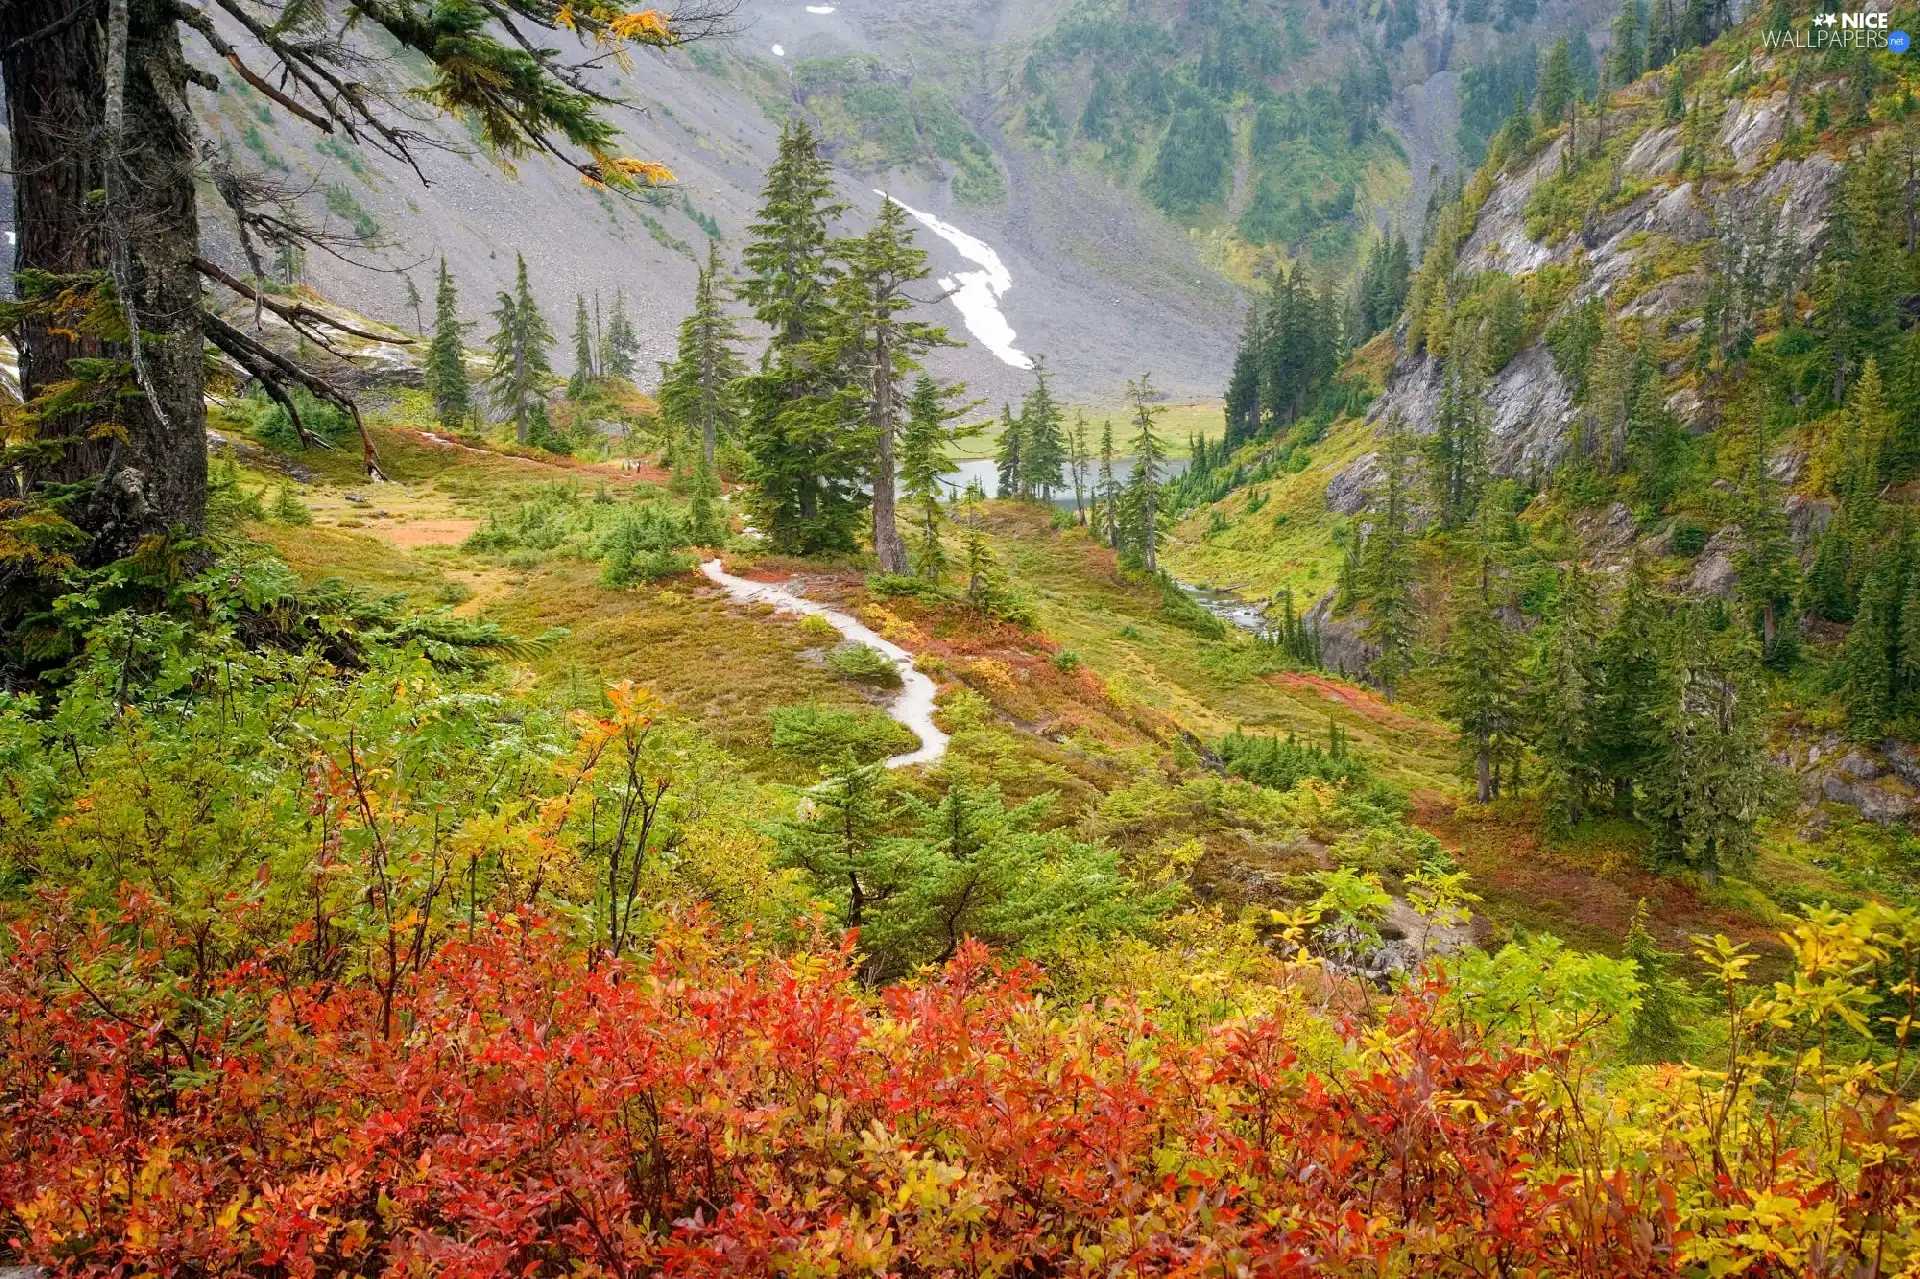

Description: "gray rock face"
1307 590 1378 683
1719 94 1787 172
1323 451 1382 516
1682 525 1744 599
1786 493 1833 547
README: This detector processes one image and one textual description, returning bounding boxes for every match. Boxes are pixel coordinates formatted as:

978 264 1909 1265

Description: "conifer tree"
1623 901 1688 1062
1364 415 1422 702
1593 556 1666 814
1098 420 1121 550
898 375 974 580
736 121 864 553
1441 513 1524 803
1644 613 1768 886
568 293 596 399
996 407 1026 499
403 273 425 335
600 288 640 383
1531 562 1604 828
1611 0 1645 84
773 762 896 931
428 257 472 431
831 198 953 575
486 253 555 445
660 241 748 473
1843 542 1903 740
1732 407 1799 661
1538 39 1577 128
1662 68 1685 123
1126 375 1168 572
687 453 729 547
1428 353 1489 528
1224 303 1264 446
1019 357 1067 502
1068 412 1092 525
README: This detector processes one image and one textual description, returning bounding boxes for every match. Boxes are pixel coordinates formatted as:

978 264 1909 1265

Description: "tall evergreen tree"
1019 357 1067 502
737 121 865 554
1592 556 1666 814
1731 406 1799 661
1428 353 1489 528
996 407 1026 500
1364 415 1422 702
1531 562 1604 827
485 253 555 445
1098 420 1121 550
568 293 596 399
660 241 748 472
427 257 472 432
831 198 953 574
1224 302 1264 446
600 288 640 383
1538 39 1577 127
1623 901 1688 1062
1644 614 1769 886
1068 411 1092 525
899 375 974 580
1441 513 1524 803
1126 375 1168 572
1611 0 1645 84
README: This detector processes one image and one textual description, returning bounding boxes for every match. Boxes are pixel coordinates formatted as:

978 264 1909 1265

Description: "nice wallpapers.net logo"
1763 11 1911 50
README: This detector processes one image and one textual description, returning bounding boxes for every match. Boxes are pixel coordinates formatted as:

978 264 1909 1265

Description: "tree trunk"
3 0 207 561
1476 749 1492 804
870 328 908 574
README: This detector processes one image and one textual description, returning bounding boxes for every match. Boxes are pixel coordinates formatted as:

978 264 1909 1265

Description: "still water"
936 456 1191 507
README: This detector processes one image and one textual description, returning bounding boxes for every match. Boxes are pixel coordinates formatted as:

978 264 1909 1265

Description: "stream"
699 560 950 769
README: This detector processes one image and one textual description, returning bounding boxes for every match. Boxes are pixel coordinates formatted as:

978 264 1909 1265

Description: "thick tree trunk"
1476 749 1492 804
3 0 206 560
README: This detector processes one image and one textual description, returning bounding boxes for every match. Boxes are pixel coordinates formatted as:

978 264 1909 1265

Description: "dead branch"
194 256 415 346
202 311 387 480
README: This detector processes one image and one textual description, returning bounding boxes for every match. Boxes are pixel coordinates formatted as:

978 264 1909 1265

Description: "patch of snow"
700 560 947 767
805 4 836 11
771 42 785 56
875 191 1032 371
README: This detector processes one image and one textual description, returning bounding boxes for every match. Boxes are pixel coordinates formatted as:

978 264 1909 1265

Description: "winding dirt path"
699 560 949 769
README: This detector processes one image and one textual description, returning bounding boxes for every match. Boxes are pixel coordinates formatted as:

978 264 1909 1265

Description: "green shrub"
825 642 903 688
1157 574 1227 639
767 704 918 764
1671 520 1708 557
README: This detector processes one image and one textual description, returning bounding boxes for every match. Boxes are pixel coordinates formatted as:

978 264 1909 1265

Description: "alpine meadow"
20 0 1920 1273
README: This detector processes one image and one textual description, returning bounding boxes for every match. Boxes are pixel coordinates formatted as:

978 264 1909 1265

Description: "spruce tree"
485 252 555 445
1538 39 1576 127
600 288 640 383
1428 352 1488 528
736 120 865 554
1531 562 1604 828
831 199 954 575
1018 357 1067 502
1643 613 1768 885
995 406 1026 499
1611 0 1645 84
403 273 425 335
568 293 596 399
427 257 472 432
1126 374 1168 572
660 241 748 473
1732 408 1799 661
1592 556 1666 815
1224 302 1265 446
1843 533 1909 740
899 375 974 580
1441 512 1524 803
1068 411 1092 525
1364 414 1422 702
1098 420 1121 550
1622 901 1687 1062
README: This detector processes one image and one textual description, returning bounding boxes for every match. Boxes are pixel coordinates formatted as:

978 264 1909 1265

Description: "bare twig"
194 256 415 346
202 311 386 479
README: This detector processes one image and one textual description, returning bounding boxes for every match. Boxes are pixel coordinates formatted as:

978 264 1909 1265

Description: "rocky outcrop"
1780 735 1920 829
1307 590 1378 682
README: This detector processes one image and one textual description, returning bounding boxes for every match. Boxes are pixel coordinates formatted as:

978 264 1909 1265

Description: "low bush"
767 703 918 763
826 642 903 687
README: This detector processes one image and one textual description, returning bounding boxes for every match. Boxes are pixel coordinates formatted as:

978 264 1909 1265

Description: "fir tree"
1441 513 1524 803
736 121 865 554
899 375 974 580
1662 68 1685 123
1364 415 1422 702
996 406 1026 499
427 257 472 431
1644 613 1769 885
660 241 747 472
1126 374 1168 572
600 288 639 382
568 293 596 399
1098 420 1121 550
486 252 555 445
1593 557 1666 815
1224 302 1264 446
1842 531 1910 740
1531 562 1604 828
1068 411 1092 525
403 272 425 335
1731 406 1800 661
1538 39 1576 128
1428 352 1489 528
1019 357 1067 501
1623 901 1688 1062
1611 0 1645 84
831 198 953 575
687 453 729 546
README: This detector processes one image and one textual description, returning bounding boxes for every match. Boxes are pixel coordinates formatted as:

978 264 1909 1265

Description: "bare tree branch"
202 311 387 479
194 256 416 346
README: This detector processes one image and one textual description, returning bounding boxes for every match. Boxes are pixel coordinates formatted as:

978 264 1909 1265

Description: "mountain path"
699 560 949 769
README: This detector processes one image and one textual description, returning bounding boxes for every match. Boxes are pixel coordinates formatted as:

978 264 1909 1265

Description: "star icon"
1814 12 1838 26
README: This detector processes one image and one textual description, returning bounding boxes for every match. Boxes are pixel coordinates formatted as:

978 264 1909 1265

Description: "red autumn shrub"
1 897 1915 1276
